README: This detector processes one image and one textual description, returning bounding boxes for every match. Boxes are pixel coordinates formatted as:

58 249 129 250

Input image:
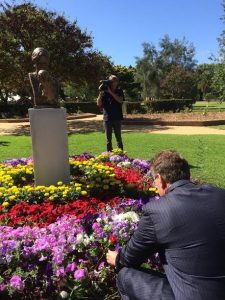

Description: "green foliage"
195 64 217 100
0 2 112 103
212 63 225 101
135 42 162 99
160 65 197 99
135 35 197 100
159 35 197 71
218 0 225 59
112 65 141 101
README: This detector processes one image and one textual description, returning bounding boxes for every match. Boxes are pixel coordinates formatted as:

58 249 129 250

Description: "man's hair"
108 75 118 81
151 150 190 184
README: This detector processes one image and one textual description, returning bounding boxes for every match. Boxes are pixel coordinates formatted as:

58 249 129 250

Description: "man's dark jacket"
117 180 225 300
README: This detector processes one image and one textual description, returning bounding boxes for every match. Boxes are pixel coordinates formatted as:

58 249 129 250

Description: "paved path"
0 115 225 135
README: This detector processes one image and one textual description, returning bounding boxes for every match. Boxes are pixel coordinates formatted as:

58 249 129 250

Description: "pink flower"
66 262 77 273
74 269 86 280
10 275 24 291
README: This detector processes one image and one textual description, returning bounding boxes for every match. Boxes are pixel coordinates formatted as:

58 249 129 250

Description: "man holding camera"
97 75 124 152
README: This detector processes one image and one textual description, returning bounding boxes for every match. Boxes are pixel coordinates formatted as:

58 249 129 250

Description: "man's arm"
107 211 159 269
118 212 158 268
97 91 104 107
107 88 123 104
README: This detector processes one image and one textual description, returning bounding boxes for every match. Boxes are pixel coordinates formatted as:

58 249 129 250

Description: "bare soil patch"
125 112 225 121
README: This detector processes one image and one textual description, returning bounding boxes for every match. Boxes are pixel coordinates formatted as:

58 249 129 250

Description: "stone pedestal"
29 108 70 186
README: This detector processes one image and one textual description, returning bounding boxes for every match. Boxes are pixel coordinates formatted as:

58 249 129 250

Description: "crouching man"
106 150 225 300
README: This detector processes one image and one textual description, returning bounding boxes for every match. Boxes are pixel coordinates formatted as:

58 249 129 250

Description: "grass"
209 125 225 130
193 101 225 112
0 132 225 187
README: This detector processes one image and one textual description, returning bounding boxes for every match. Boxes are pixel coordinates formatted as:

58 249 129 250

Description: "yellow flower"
2 202 9 207
57 181 63 186
49 196 55 201
149 187 157 192
9 195 16 201
76 187 81 192
81 191 87 196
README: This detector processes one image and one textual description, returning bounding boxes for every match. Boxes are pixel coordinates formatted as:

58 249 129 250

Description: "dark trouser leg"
117 267 175 300
104 121 113 151
112 120 123 150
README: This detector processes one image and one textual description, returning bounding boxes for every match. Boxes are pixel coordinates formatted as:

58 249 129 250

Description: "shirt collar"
166 179 192 194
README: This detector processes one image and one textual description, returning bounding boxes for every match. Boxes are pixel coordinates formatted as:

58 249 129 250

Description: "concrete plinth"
29 108 70 186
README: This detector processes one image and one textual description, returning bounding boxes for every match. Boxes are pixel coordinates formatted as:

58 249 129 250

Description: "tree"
159 34 197 71
195 64 217 100
135 43 163 99
212 64 225 101
112 65 141 101
0 2 112 103
213 0 225 101
160 65 197 99
218 0 225 59
135 35 197 100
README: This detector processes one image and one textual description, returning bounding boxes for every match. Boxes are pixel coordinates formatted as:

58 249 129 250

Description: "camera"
98 79 111 91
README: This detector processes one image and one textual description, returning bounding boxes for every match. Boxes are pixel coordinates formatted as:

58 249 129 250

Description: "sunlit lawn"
193 101 225 112
0 132 225 187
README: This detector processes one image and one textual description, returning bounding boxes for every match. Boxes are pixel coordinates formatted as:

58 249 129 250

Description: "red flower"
109 235 117 244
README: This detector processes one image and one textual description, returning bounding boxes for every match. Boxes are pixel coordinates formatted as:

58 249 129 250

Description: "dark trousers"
117 267 175 300
104 120 123 152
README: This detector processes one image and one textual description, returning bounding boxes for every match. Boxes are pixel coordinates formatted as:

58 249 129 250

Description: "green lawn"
210 125 225 130
193 101 225 112
0 132 225 187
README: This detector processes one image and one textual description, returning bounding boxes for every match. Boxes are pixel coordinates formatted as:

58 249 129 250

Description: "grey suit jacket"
117 180 225 300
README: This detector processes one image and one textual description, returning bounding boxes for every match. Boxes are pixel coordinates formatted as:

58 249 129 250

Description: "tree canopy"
135 35 197 99
0 2 112 103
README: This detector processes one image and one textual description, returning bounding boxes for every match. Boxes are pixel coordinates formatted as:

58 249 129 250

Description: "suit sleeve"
116 210 158 270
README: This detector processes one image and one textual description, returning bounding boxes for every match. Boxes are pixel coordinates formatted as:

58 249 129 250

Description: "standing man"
97 75 124 152
106 150 225 300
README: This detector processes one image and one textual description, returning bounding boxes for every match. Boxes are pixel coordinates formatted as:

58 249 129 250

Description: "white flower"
76 233 84 244
83 236 90 246
60 290 68 299
118 161 132 168
112 211 140 223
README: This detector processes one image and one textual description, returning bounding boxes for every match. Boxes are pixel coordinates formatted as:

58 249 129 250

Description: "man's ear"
158 174 167 189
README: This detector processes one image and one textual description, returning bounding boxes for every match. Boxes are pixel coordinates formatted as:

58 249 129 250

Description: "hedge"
0 99 195 118
144 99 195 113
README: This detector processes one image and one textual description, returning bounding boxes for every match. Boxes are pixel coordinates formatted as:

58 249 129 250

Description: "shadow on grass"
0 141 10 146
189 164 200 169
2 125 30 136
2 119 171 136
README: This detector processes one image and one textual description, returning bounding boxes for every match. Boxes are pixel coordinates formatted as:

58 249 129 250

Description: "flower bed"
0 149 160 299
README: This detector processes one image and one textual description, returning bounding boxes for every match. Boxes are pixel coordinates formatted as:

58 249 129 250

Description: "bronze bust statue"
29 47 60 108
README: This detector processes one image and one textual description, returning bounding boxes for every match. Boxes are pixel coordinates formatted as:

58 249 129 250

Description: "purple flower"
74 269 86 280
132 159 150 173
0 283 5 291
66 262 77 273
10 275 25 291
98 261 105 270
55 267 65 277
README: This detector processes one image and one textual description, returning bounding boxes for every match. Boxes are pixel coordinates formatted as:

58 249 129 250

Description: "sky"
15 0 224 66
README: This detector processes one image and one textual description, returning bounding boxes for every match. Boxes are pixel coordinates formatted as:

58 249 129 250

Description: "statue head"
31 47 50 71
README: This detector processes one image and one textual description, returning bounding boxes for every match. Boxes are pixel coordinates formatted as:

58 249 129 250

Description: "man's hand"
106 250 118 266
106 86 112 94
